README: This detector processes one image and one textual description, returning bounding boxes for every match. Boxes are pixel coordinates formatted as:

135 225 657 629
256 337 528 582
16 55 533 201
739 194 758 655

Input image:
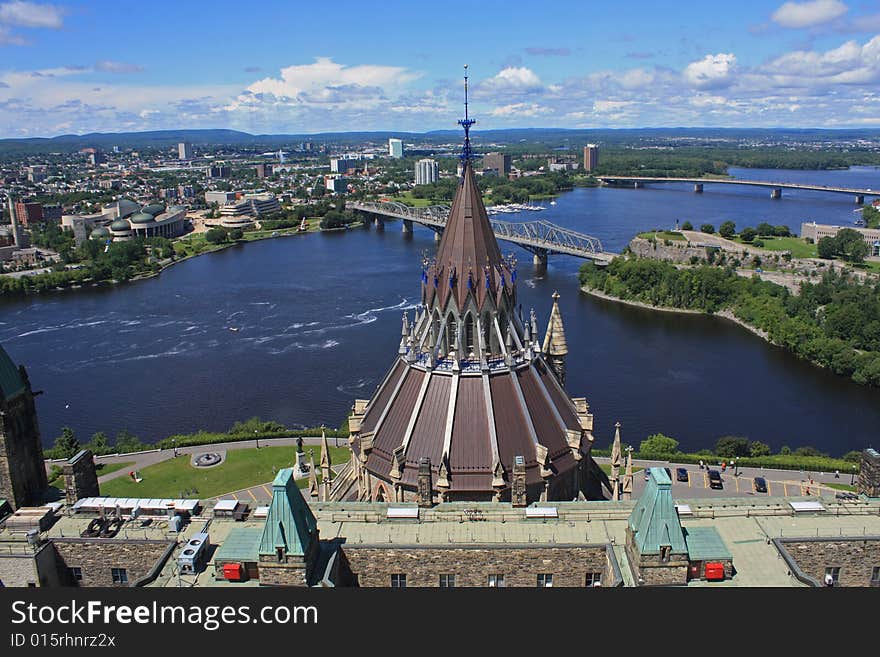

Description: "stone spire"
610 422 622 501
542 291 568 386
399 312 410 355
622 446 633 501
308 453 318 499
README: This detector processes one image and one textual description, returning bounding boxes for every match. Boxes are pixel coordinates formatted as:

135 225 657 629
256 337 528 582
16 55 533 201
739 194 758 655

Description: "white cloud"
771 0 848 29
760 35 880 85
0 1 63 29
488 102 549 117
684 53 738 89
483 67 542 90
94 61 144 74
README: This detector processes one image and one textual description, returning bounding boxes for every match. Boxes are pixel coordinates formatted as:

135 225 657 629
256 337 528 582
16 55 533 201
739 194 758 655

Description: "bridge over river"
597 176 878 203
348 201 614 266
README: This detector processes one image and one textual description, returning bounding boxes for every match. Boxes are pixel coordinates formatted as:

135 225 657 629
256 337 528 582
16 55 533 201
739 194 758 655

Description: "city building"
323 175 348 194
254 163 273 179
178 185 196 199
99 179 121 190
800 221 880 256
389 138 404 159
0 344 48 511
102 204 188 241
14 201 43 228
26 166 47 183
159 187 179 200
583 144 599 172
330 158 358 174
214 193 282 227
207 165 231 179
414 158 439 185
178 142 193 160
483 152 511 176
205 191 237 206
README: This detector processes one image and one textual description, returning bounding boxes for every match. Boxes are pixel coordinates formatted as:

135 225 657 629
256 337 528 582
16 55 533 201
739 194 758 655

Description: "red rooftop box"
222 563 245 581
705 562 725 581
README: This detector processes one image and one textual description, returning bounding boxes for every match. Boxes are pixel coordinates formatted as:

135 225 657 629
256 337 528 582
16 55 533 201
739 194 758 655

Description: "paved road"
595 456 856 500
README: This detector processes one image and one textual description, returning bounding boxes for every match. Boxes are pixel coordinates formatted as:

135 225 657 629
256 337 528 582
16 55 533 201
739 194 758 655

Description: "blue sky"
1 0 880 136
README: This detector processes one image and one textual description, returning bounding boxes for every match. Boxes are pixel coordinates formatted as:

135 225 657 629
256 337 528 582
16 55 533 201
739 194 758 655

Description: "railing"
349 201 609 260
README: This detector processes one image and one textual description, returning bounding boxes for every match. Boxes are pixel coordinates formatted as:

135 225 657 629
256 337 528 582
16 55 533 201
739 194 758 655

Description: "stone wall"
51 538 175 587
0 386 48 510
341 544 610 587
63 450 99 506
775 538 880 587
628 237 714 264
859 449 880 498
624 541 689 586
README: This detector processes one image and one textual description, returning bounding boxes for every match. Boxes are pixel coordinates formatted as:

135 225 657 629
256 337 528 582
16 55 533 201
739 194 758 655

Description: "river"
1 166 878 454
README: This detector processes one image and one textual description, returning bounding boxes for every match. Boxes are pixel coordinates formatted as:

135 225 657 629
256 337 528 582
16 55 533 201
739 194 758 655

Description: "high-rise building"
330 158 358 174
14 201 43 228
414 159 439 186
179 142 193 160
207 165 231 179
26 166 47 183
388 138 404 159
483 152 511 176
255 163 273 179
583 144 599 172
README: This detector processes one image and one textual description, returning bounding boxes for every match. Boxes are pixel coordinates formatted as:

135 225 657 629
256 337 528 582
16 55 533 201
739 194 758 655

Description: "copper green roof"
130 212 155 224
683 526 731 561
628 467 687 555
0 344 25 401
258 468 317 558
110 218 131 231
142 203 165 216
213 526 263 563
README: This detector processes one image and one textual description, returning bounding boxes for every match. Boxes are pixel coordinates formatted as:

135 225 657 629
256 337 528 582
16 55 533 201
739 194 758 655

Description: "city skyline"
1 0 880 137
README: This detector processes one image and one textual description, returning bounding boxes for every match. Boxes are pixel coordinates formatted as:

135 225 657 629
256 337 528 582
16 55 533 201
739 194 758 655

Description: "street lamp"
255 429 260 449
172 438 177 458
851 464 857 486
733 458 739 477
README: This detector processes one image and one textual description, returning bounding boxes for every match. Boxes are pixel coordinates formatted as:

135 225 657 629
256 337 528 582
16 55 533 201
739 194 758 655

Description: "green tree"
719 221 736 239
779 445 792 455
715 436 750 458
205 227 228 244
836 228 869 263
85 431 111 455
748 440 772 457
114 430 144 454
740 227 758 243
700 223 715 234
756 222 775 236
54 427 80 460
681 221 693 231
817 236 837 259
639 433 679 455
228 228 244 241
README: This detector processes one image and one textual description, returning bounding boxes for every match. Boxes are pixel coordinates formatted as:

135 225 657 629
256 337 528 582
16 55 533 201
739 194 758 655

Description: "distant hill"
2 126 879 156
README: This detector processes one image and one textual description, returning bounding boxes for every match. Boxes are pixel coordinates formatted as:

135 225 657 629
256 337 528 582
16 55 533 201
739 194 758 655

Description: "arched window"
483 312 492 356
446 314 457 355
465 313 475 356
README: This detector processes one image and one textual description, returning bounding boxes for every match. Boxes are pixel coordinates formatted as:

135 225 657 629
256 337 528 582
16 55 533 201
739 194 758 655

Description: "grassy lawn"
99 446 351 499
638 230 686 241
391 191 436 208
95 460 136 478
852 261 880 273
825 482 857 492
730 235 817 258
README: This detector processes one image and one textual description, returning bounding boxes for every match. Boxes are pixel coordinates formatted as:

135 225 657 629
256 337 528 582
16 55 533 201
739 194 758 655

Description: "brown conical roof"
426 162 507 311
542 291 568 356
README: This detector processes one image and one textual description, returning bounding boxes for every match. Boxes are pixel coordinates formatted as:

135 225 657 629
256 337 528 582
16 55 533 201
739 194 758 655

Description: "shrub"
639 433 679 455
715 436 750 458
700 223 715 234
748 440 772 457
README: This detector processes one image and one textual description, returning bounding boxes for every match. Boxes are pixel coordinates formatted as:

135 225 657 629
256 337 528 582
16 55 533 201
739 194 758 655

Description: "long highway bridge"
348 201 614 265
597 176 878 203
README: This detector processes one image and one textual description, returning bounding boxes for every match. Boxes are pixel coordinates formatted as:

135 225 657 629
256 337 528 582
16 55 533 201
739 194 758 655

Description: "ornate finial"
552 290 560 302
458 64 476 166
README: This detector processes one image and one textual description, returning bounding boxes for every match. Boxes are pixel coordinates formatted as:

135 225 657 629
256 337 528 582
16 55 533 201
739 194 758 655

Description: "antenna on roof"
458 64 476 166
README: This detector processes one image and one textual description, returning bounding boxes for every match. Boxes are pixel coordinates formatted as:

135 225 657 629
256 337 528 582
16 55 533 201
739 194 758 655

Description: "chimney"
511 455 527 507
417 457 433 508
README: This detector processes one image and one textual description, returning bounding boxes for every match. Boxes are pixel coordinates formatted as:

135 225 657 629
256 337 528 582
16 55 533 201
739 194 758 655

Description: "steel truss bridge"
349 201 613 265
597 176 879 203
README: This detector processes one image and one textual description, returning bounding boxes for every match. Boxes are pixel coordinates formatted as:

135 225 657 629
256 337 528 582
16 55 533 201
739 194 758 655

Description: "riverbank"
580 285 771 341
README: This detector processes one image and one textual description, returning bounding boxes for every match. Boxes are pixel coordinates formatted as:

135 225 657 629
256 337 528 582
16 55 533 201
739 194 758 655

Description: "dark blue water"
1 166 878 454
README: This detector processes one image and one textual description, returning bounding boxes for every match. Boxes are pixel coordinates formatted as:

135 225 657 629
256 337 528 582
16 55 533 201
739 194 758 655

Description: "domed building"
108 204 188 241
342 99 603 505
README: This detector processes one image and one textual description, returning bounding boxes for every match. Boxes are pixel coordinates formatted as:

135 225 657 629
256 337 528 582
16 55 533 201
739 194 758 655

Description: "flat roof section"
683 526 732 561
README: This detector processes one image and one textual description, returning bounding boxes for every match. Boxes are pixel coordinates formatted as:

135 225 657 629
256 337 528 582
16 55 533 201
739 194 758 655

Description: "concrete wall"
51 538 175 587
341 544 610 587
63 450 99 506
775 538 880 587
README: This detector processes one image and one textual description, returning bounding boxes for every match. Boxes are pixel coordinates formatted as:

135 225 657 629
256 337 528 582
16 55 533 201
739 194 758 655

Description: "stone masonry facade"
0 388 47 510
341 544 611 587
63 450 99 507
51 538 174 587
775 538 880 587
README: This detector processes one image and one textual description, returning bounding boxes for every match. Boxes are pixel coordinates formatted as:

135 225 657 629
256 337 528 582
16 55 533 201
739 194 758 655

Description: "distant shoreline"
579 285 770 341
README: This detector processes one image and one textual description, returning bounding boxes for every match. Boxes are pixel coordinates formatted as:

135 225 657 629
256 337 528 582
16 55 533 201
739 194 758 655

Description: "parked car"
676 467 689 482
753 476 767 493
708 470 723 489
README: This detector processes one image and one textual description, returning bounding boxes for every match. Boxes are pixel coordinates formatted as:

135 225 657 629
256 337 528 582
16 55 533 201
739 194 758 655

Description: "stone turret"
542 291 568 387
319 428 332 502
